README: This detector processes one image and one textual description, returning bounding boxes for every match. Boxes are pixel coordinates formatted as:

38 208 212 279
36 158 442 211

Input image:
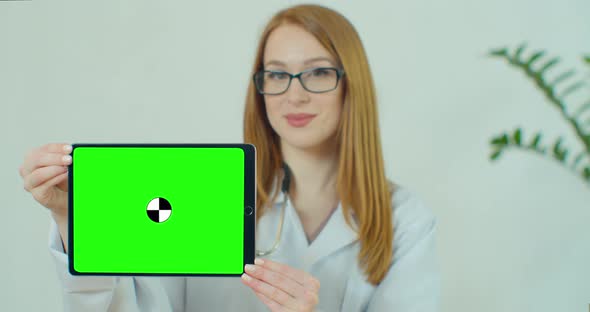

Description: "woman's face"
262 24 344 152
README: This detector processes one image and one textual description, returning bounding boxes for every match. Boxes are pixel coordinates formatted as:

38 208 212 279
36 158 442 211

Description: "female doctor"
19 4 439 312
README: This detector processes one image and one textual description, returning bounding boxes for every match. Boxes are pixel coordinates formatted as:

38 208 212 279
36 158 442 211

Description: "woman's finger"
22 148 72 176
24 165 68 191
300 288 319 307
256 258 320 292
241 273 295 308
245 263 305 299
40 143 71 153
27 153 71 175
56 174 68 192
252 289 284 312
30 172 68 209
35 171 68 192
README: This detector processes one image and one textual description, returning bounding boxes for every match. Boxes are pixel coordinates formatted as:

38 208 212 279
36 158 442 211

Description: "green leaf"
514 43 527 62
513 128 522 146
560 81 585 98
527 51 545 66
538 57 560 74
584 55 590 64
553 137 565 162
489 48 508 57
490 149 503 161
551 70 575 86
491 134 509 146
583 167 590 181
529 133 542 149
561 149 569 162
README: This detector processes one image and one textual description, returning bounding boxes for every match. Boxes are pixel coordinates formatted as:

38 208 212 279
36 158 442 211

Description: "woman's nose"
285 77 310 104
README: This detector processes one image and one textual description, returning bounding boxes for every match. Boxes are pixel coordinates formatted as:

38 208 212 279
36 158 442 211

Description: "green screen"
72 146 244 274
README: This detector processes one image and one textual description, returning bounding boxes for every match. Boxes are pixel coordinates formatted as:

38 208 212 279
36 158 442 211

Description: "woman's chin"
280 133 336 152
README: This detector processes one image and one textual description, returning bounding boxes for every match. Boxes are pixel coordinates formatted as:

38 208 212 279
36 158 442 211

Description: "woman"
19 4 439 311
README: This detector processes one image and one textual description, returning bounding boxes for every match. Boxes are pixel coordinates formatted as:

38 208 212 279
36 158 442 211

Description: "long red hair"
243 4 394 285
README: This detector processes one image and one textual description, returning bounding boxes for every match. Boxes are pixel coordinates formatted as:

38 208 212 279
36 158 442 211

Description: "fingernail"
63 145 72 152
245 264 255 273
241 274 251 281
254 258 264 265
63 155 72 163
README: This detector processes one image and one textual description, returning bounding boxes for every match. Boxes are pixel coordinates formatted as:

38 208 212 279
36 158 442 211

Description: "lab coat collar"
307 201 358 268
282 194 359 269
268 174 359 268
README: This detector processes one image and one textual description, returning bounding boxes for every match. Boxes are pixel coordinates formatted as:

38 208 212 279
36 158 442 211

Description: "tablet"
68 143 256 276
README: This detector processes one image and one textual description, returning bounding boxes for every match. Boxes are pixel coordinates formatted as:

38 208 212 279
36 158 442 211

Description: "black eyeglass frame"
253 67 346 95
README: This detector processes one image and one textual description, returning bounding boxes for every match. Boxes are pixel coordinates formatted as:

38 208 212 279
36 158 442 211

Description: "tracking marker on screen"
147 197 172 223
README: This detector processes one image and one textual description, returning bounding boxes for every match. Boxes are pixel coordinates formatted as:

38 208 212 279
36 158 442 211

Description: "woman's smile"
285 113 316 127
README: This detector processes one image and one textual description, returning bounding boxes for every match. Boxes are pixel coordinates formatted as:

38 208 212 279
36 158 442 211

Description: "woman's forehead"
263 24 336 67
263 56 337 68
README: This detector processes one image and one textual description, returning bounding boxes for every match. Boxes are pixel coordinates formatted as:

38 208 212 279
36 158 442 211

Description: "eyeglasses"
253 67 345 95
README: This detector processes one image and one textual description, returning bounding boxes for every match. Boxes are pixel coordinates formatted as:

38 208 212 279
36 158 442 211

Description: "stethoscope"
255 163 291 257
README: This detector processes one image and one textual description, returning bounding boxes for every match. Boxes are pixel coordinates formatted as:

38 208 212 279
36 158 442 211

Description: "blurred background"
1 0 589 311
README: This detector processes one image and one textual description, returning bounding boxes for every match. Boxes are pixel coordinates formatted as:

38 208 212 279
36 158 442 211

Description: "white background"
1 0 589 311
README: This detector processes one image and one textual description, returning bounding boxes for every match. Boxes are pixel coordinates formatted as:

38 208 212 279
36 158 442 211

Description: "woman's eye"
268 72 289 80
311 68 330 77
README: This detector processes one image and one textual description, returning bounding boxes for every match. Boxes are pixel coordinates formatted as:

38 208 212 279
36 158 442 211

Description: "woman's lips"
285 113 316 127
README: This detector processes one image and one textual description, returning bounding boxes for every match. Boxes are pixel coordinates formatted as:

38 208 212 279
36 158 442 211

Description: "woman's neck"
280 139 340 244
281 139 339 198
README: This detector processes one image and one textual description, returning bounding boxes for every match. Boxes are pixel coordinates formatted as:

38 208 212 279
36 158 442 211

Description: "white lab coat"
48 185 440 311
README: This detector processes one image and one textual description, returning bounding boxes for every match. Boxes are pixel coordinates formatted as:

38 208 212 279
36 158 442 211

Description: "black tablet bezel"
68 143 256 276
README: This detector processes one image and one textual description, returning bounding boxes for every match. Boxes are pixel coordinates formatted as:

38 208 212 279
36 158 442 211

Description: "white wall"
1 0 588 311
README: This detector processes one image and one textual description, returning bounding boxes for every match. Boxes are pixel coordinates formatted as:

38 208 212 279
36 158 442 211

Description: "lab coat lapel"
266 176 359 269
301 202 359 270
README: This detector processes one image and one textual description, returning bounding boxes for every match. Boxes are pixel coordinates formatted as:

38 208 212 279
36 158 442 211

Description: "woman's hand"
242 258 320 312
19 143 72 220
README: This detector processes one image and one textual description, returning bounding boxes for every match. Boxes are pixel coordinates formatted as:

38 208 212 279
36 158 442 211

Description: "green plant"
488 43 590 184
